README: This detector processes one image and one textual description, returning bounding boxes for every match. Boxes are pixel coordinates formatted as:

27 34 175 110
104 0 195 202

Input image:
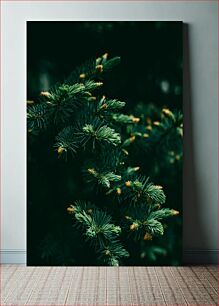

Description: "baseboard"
0 249 218 264
0 250 26 264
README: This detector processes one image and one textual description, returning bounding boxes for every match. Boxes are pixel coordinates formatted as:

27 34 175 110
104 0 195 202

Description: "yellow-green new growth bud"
67 205 74 214
144 232 153 241
95 82 103 87
96 64 103 73
162 108 175 121
57 146 65 155
130 223 139 231
125 181 132 187
79 73 86 79
40 91 52 98
171 209 179 216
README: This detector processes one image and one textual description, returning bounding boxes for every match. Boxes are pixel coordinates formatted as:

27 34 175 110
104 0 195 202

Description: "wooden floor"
1 265 218 305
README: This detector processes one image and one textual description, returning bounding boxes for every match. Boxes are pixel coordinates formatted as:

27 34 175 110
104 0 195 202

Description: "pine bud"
153 121 160 126
40 91 51 98
27 100 34 104
103 53 108 60
175 154 180 161
146 125 152 131
143 232 153 241
177 127 183 137
133 166 140 171
95 82 103 87
79 73 86 79
122 149 129 156
132 117 140 123
87 209 93 214
171 209 179 216
105 249 111 256
162 108 175 121
116 187 122 195
125 181 132 187
146 118 152 125
143 133 149 138
89 96 97 101
100 103 108 110
67 206 74 214
154 185 163 190
125 215 132 220
129 135 136 143
154 203 161 210
96 64 103 73
130 223 138 231
96 57 101 65
88 168 95 174
57 146 65 155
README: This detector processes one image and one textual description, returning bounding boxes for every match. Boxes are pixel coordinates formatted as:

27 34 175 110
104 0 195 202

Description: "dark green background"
27 22 182 266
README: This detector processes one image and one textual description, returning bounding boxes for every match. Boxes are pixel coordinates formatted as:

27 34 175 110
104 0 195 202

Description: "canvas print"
27 22 183 266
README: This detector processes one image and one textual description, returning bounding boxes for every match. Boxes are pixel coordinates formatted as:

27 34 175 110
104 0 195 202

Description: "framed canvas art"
27 21 183 266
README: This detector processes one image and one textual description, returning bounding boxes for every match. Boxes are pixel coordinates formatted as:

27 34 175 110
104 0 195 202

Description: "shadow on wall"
183 24 211 263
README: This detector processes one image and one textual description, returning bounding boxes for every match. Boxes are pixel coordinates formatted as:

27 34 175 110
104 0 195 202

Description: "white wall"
1 1 218 263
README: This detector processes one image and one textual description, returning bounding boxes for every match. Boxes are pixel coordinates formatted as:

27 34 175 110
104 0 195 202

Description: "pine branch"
97 97 126 113
148 208 179 220
67 201 129 266
112 114 140 124
125 208 179 241
139 108 183 152
144 219 164 236
41 81 103 125
119 176 166 206
27 103 50 133
65 53 120 84
54 126 78 157
101 55 121 72
28 53 181 265
85 168 121 188
77 120 121 148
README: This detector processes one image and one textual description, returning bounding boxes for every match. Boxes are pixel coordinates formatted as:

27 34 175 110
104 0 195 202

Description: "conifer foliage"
27 53 182 266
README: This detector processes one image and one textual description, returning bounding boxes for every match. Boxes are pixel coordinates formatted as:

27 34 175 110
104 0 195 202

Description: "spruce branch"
54 126 78 157
66 53 120 84
27 103 50 133
112 114 140 124
139 108 183 153
144 219 164 236
148 208 179 220
67 201 129 265
28 52 181 265
144 182 166 205
98 240 129 266
97 97 126 112
102 55 121 71
120 176 166 206
125 215 164 240
86 168 121 188
78 121 121 148
39 81 103 125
